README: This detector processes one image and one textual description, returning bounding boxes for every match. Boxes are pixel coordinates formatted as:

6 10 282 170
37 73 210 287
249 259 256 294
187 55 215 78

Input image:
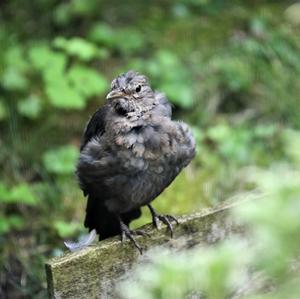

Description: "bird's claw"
152 214 179 238
120 225 148 254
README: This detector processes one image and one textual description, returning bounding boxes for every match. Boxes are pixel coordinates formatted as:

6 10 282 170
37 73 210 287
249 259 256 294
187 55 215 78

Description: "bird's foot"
119 219 148 254
152 214 179 238
148 204 179 238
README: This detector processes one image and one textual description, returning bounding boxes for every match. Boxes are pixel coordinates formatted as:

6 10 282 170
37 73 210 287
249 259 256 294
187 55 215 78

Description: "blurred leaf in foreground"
119 141 300 299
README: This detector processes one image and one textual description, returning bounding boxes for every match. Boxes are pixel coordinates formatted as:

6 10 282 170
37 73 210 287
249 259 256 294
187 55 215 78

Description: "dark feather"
80 105 109 151
84 194 141 240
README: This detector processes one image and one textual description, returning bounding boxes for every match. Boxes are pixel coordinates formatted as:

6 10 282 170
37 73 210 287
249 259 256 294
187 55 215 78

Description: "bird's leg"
147 204 179 238
118 216 148 254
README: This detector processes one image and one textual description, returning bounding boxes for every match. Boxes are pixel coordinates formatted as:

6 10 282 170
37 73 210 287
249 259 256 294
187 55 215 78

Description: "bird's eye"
135 85 141 92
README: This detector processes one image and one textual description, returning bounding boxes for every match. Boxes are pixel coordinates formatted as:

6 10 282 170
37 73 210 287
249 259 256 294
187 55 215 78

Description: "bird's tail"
84 195 141 240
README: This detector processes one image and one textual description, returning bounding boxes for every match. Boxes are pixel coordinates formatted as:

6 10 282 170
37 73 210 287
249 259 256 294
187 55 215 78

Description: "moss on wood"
46 200 244 299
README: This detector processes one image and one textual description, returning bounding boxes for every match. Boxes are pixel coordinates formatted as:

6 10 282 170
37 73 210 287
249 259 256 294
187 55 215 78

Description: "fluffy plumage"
76 70 195 250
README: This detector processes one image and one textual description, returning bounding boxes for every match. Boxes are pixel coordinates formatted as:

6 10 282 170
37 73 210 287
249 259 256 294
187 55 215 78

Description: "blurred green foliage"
120 130 300 299
0 0 299 298
42 145 78 175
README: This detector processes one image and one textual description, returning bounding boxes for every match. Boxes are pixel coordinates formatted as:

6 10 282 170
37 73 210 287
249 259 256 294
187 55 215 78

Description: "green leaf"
28 45 66 74
43 145 79 174
17 95 42 119
157 50 180 67
4 46 29 72
54 37 108 61
54 220 80 238
53 3 72 25
46 77 85 109
162 82 193 108
67 64 108 98
114 28 145 54
29 45 86 109
89 25 145 55
4 183 38 205
71 0 98 16
207 124 231 142
88 23 115 46
134 50 194 109
1 67 29 91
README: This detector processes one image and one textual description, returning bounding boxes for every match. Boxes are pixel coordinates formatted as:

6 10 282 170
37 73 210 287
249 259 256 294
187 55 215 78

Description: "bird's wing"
80 104 109 151
78 104 143 239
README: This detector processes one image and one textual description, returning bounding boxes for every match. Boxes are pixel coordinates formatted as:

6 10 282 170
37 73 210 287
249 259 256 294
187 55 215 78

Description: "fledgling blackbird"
76 70 195 253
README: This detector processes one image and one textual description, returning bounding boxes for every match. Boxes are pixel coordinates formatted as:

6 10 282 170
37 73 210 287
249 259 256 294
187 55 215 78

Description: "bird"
76 70 195 253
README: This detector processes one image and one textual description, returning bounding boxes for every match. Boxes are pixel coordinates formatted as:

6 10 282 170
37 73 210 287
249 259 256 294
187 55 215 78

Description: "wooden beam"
46 200 244 299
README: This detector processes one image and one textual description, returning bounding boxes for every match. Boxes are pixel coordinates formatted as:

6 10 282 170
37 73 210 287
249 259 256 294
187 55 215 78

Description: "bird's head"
106 70 154 102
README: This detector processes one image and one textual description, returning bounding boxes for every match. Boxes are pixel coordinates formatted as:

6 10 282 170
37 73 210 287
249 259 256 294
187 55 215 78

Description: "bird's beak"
106 89 125 100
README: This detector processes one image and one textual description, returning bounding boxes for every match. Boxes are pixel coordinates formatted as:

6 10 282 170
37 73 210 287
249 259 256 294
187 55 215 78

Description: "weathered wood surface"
46 200 244 299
